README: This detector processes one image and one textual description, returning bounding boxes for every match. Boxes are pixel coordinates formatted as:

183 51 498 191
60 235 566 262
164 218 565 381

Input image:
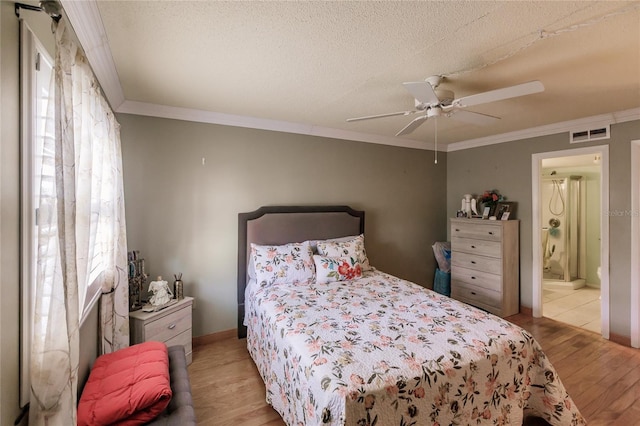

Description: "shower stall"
541 174 586 289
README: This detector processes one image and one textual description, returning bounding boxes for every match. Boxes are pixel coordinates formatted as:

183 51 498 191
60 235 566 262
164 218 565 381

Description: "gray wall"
1 3 23 424
447 120 640 338
119 114 447 337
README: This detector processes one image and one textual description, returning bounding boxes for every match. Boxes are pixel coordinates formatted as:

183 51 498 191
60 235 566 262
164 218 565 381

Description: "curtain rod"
15 1 62 22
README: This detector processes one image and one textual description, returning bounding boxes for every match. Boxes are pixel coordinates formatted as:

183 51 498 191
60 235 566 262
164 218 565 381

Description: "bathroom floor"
542 286 601 333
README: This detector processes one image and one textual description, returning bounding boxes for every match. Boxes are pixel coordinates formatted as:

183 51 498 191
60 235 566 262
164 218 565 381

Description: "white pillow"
251 241 314 286
316 234 371 271
313 255 362 284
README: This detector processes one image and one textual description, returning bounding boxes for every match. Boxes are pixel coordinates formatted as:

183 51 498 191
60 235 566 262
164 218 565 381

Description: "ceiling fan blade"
396 115 428 136
346 110 414 122
448 109 500 126
454 80 544 108
402 81 440 105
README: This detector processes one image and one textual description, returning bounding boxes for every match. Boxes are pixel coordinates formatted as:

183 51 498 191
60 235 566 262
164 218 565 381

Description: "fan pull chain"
434 118 438 164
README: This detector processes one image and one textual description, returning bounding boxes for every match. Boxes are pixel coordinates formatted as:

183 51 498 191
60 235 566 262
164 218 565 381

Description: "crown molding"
60 0 125 110
117 100 438 151
446 107 640 152
118 100 639 153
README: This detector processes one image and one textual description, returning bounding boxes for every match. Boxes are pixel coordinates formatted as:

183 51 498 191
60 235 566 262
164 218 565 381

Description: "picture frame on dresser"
495 201 517 220
482 206 491 219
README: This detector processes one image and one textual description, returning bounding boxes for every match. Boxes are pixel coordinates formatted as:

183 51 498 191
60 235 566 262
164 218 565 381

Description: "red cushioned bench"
78 342 195 426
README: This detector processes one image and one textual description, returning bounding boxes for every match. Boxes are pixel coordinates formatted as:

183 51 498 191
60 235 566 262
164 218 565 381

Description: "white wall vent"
570 125 610 143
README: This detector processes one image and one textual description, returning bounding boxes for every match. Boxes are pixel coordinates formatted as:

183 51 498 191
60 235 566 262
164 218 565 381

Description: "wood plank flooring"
188 314 640 426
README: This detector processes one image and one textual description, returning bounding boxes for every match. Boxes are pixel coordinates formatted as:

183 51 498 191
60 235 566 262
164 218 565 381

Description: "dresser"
450 219 519 317
129 297 193 364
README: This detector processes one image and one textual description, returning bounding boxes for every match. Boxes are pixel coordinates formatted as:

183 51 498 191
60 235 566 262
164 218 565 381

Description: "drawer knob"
471 245 476 249
168 323 176 330
471 276 476 280
470 261 476 264
471 291 477 295
488 231 494 235
455 228 460 232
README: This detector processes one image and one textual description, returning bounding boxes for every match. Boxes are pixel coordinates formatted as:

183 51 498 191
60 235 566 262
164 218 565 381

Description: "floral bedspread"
244 270 585 426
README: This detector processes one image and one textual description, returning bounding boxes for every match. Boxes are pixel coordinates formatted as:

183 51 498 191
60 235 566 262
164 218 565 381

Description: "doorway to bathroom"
531 146 609 338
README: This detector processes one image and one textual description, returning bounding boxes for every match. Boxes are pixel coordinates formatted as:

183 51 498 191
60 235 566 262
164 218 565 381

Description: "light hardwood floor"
188 314 640 426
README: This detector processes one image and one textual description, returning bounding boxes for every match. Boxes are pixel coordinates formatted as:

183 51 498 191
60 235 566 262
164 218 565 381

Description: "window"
20 14 130 417
20 21 110 407
20 21 54 408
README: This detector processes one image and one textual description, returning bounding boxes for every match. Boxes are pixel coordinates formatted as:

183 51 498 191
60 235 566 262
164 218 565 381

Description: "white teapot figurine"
148 276 173 307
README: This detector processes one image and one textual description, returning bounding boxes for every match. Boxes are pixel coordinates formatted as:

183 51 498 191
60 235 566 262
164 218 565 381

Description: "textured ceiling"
87 1 640 149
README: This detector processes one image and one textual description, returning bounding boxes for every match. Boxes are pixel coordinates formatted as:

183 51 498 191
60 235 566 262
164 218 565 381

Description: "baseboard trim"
609 332 632 348
193 328 236 347
519 305 533 316
519 305 633 347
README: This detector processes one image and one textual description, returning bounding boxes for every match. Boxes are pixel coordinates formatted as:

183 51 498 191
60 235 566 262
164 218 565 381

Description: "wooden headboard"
237 205 365 338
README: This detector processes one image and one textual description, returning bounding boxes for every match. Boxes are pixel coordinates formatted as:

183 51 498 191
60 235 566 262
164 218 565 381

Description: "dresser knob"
471 245 476 249
168 323 176 329
471 276 476 280
471 291 477 295
488 231 494 235
471 261 476 264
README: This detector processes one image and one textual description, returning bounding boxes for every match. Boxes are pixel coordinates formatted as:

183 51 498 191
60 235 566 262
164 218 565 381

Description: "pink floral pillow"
316 234 371 271
251 242 314 286
313 255 362 284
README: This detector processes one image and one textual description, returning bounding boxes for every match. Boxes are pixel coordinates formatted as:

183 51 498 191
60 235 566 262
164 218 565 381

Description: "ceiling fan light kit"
347 76 545 137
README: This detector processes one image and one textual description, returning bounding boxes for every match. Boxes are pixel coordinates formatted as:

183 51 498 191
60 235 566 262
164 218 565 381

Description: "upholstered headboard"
237 205 365 338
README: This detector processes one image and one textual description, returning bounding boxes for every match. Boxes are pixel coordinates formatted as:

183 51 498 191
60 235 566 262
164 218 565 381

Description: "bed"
238 205 585 426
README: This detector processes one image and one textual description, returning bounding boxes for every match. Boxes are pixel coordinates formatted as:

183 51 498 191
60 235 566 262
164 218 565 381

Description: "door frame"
631 140 640 348
531 145 609 339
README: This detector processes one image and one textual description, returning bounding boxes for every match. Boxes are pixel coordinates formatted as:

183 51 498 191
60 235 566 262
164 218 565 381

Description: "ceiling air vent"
570 125 610 143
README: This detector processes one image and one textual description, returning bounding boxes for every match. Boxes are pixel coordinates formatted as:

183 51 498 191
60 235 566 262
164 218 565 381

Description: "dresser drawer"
451 237 502 258
144 307 192 342
452 266 502 292
451 222 502 241
451 282 502 310
451 252 502 275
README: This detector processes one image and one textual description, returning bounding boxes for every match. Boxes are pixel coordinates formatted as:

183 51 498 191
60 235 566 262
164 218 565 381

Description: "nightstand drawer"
165 328 192 350
452 237 501 258
451 282 501 310
451 266 501 292
165 329 192 363
451 222 502 241
144 308 191 342
451 252 502 275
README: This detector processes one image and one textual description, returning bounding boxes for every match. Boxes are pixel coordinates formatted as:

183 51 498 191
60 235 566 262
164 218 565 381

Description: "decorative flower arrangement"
480 189 503 206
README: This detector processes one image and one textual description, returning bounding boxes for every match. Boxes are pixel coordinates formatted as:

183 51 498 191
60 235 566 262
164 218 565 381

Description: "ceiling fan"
347 76 544 137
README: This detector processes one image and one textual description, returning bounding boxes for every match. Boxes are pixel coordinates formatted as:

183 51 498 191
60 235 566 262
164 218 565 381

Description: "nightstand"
129 296 193 364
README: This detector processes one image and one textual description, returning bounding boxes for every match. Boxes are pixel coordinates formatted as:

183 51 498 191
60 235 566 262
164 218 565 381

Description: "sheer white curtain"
29 20 129 425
